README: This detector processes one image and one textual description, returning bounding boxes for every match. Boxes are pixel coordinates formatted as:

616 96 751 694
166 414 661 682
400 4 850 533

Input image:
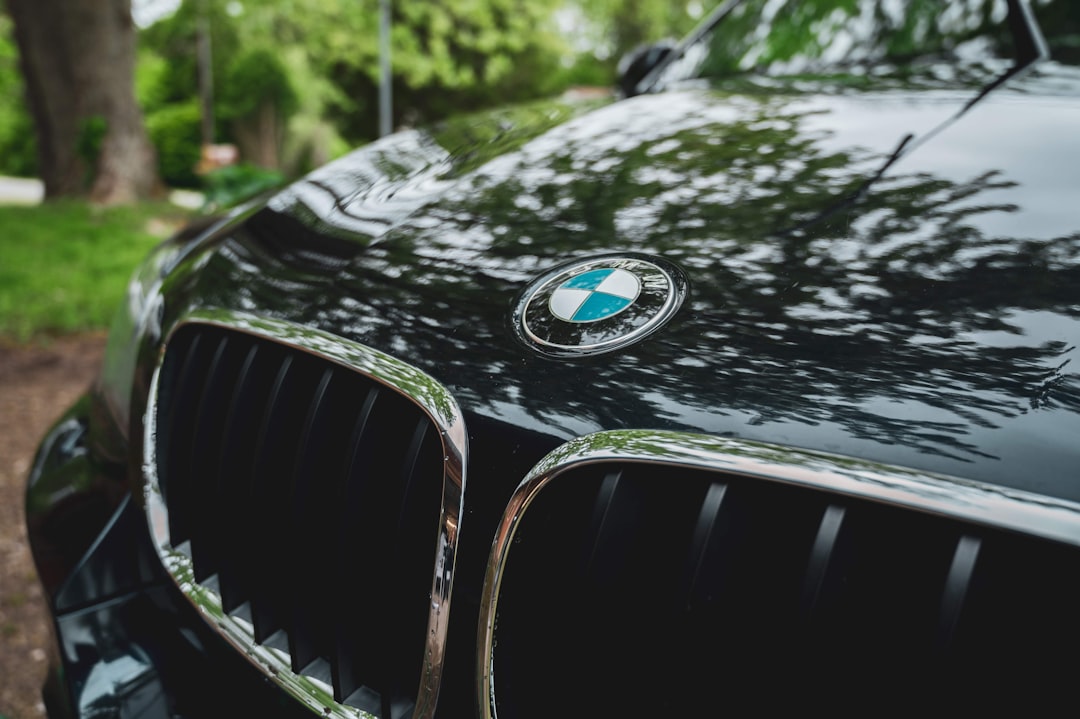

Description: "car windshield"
657 0 1078 86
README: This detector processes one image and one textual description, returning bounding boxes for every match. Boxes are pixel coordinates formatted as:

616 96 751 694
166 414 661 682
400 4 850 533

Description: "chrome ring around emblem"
514 255 687 357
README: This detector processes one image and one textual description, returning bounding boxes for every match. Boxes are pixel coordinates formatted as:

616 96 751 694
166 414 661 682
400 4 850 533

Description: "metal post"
197 0 214 145
379 0 392 137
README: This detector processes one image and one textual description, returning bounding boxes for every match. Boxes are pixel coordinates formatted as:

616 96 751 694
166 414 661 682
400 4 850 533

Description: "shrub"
219 47 298 123
0 15 36 176
146 101 202 187
201 163 284 210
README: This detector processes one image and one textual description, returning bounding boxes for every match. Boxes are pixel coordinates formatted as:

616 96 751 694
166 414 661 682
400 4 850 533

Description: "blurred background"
1 0 706 206
0 0 708 340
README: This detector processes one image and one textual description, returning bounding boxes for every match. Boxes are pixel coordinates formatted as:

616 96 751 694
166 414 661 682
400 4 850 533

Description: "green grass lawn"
0 201 193 342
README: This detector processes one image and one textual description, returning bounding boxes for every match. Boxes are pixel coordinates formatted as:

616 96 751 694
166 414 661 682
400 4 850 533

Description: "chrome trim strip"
143 309 466 719
478 429 1080 719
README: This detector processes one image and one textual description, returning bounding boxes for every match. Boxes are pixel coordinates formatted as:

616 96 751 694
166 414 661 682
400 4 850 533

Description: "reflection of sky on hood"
894 87 1080 240
268 131 454 242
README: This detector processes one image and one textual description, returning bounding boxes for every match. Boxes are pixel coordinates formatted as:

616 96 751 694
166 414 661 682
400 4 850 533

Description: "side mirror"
616 40 677 98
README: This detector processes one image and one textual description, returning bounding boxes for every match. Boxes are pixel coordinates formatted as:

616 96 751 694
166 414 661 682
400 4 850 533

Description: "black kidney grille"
155 323 444 717
491 462 1080 716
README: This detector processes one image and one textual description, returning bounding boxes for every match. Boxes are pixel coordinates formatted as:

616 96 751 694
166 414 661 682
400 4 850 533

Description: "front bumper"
28 402 312 719
31 387 1080 718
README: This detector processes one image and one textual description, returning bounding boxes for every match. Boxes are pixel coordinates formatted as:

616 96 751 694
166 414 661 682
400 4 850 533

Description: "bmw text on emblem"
514 255 687 356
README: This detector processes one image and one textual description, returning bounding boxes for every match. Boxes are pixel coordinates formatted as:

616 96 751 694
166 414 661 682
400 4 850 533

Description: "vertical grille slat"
494 466 715 718
338 389 399 703
680 482 729 611
395 420 432 543
353 390 425 708
187 334 234 582
800 503 846 616
248 353 294 643
161 332 204 546
388 419 434 695
388 419 441 714
152 321 458 718
285 366 335 673
216 342 261 612
330 385 380 702
818 505 957 656
938 534 981 649
251 354 321 643
582 470 630 581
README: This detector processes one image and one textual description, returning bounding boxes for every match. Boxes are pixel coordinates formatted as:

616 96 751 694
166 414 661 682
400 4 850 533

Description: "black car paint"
25 2 1080 716
169 69 1080 498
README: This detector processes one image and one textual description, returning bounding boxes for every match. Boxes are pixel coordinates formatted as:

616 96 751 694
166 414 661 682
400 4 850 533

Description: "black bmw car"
27 1 1080 716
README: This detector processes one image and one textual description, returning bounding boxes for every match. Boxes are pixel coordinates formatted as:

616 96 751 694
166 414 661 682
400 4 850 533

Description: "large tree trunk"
233 100 284 171
6 0 162 204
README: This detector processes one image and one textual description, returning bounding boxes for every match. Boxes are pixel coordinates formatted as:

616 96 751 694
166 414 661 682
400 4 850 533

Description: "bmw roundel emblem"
514 255 687 356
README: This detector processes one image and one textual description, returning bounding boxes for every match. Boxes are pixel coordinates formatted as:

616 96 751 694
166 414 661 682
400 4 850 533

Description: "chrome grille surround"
478 429 1080 719
143 309 466 719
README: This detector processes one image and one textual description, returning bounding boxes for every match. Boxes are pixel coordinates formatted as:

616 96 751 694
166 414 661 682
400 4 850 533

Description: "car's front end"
27 1 1080 716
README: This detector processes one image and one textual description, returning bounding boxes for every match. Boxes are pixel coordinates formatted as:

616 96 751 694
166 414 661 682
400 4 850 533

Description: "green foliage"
130 0 715 162
283 113 352 175
0 99 36 178
219 47 299 122
76 116 107 172
554 52 618 89
146 101 202 187
0 14 36 177
139 1 242 110
280 46 352 173
200 163 284 210
134 47 173 114
575 0 703 67
138 0 574 147
388 1 560 89
129 0 1079 180
0 202 192 341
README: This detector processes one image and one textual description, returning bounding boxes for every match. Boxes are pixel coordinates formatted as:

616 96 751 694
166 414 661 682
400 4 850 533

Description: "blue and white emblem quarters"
548 268 640 322
514 255 687 357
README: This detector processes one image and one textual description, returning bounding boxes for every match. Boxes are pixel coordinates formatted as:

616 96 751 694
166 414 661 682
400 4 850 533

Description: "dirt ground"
0 334 106 719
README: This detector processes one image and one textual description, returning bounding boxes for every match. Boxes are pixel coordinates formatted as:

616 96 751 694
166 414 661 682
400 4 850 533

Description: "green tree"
141 0 570 147
573 0 703 81
5 0 161 203
270 0 569 141
602 0 701 56
219 46 298 169
0 13 34 176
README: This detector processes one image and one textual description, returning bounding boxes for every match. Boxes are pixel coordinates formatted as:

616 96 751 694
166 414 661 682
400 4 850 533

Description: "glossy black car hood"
172 63 1080 501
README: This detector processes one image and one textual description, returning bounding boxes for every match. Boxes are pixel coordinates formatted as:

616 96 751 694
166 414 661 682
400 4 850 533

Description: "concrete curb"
0 176 44 205
0 177 205 209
